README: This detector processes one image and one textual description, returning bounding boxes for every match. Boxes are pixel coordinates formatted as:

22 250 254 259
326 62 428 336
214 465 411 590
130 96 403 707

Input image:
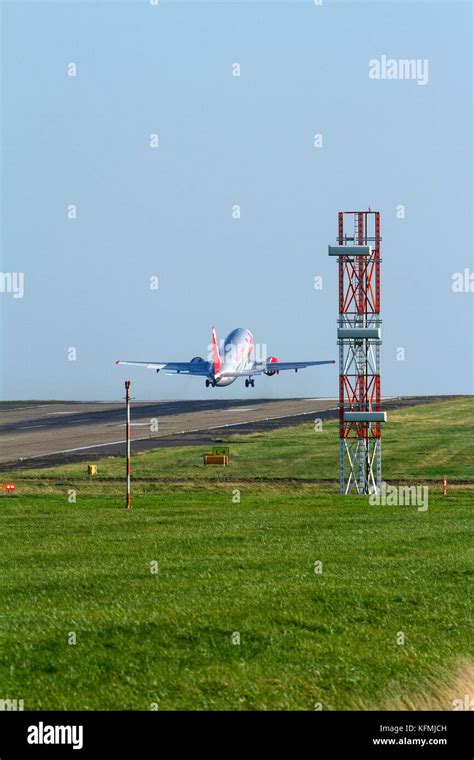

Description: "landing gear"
206 379 216 388
245 378 255 388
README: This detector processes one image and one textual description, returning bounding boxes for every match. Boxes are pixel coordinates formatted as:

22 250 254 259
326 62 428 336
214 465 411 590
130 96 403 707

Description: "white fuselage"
214 328 254 386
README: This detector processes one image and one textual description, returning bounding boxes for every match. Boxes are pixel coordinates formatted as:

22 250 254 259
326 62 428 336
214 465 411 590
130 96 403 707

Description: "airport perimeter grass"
0 488 472 710
0 398 472 710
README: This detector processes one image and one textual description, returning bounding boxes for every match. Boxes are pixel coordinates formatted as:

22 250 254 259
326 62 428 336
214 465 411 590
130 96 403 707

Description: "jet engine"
190 356 205 363
265 357 280 376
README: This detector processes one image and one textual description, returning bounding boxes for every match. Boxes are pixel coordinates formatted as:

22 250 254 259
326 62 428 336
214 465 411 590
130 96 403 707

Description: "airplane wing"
220 360 335 378
115 360 212 376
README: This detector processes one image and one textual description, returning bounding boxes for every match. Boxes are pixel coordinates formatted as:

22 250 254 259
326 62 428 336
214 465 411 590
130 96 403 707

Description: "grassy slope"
1 490 472 710
0 399 472 710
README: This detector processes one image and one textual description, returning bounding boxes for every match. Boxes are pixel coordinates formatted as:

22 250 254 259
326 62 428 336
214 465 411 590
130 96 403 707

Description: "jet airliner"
116 327 335 388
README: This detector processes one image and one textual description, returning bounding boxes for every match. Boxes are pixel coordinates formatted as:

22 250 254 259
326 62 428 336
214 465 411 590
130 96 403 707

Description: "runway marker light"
5 483 16 494
125 380 132 510
443 474 447 496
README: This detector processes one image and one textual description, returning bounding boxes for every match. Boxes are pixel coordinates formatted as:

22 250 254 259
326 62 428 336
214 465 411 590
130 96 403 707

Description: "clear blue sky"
1 0 472 400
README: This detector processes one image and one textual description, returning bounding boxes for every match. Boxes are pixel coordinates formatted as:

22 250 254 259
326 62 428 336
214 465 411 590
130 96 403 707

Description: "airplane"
116 326 335 388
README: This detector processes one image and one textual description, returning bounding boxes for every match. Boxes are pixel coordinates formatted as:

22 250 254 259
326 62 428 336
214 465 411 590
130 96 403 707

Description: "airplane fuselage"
213 328 254 386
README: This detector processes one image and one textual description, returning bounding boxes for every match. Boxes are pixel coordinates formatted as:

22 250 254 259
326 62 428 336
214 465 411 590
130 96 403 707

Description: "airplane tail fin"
211 325 222 374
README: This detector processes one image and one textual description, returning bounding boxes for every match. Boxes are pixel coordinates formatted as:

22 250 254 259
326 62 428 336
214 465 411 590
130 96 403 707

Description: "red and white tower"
328 210 386 494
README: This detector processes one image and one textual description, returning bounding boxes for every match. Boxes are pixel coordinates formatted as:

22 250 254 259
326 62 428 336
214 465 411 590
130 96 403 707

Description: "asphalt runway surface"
0 395 463 471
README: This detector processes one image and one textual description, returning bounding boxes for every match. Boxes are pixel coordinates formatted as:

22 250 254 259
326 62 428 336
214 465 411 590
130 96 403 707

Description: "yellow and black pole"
125 380 131 510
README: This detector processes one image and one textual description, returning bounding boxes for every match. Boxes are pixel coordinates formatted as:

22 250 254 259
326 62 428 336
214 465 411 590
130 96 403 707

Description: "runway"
0 397 337 470
0 395 461 471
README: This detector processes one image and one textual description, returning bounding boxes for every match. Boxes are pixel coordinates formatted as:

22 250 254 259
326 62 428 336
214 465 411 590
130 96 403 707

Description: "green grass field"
0 399 472 710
